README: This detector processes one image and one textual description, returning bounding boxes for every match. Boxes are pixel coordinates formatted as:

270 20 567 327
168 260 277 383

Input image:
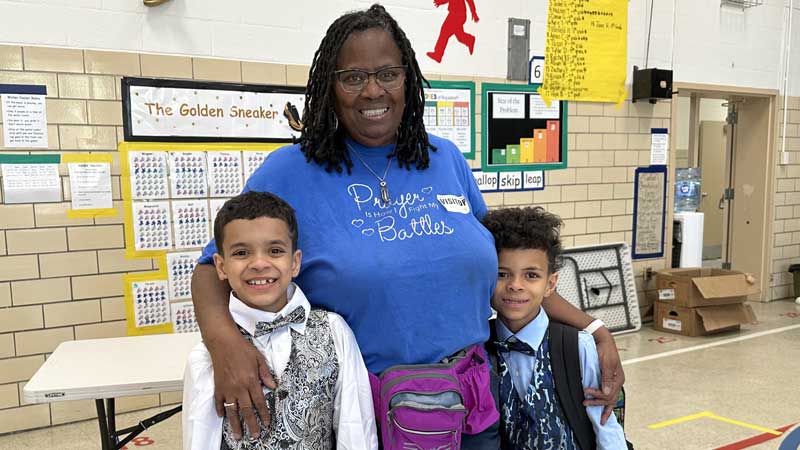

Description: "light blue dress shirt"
495 307 628 450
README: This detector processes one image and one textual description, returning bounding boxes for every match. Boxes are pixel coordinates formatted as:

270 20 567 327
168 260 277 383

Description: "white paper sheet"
529 94 560 119
1 163 61 203
209 198 228 230
167 251 201 300
129 151 169 200
170 301 200 333
207 151 243 197
168 151 207 198
650 132 669 165
132 201 173 251
67 162 112 210
171 200 210 249
131 279 170 328
492 94 525 119
243 151 271 181
1 94 48 148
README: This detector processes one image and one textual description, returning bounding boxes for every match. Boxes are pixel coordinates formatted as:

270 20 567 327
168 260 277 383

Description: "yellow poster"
538 0 628 106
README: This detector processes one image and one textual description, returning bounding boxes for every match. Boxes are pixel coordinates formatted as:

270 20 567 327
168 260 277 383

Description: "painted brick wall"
0 44 669 434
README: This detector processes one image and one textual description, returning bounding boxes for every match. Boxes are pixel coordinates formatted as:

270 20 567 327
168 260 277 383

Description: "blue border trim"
0 84 47 95
631 165 667 259
471 168 546 192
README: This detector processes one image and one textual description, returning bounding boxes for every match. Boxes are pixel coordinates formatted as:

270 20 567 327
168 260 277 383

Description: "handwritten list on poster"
538 0 628 105
634 171 666 257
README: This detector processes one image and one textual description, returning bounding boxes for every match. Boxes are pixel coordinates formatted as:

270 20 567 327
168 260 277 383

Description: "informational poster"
472 169 545 192
481 83 567 173
129 151 169 200
1 162 61 203
123 77 306 142
1 93 48 148
538 0 628 105
650 128 669 165
207 151 243 197
424 81 475 159
130 279 170 328
67 162 112 210
243 151 271 180
169 152 207 198
171 301 200 333
167 251 201 300
632 166 667 259
132 201 173 251
171 200 210 249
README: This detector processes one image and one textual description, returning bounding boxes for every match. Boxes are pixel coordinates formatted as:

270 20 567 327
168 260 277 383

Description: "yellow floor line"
647 411 783 436
707 413 783 436
648 411 713 429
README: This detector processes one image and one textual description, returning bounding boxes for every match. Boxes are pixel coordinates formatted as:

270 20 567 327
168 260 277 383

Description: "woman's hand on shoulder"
208 330 277 440
582 327 625 425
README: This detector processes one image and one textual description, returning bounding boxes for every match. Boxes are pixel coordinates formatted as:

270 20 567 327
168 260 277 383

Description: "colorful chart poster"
171 200 210 249
538 0 628 105
243 151 271 181
132 201 173 251
167 251 201 300
171 301 200 333
169 151 208 198
131 279 170 328
207 151 243 197
423 81 475 159
129 151 169 200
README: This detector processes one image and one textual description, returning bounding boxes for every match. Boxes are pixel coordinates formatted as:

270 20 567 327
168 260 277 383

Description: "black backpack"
486 319 633 450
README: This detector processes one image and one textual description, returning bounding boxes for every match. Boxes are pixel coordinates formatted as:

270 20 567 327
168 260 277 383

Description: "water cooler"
672 212 704 268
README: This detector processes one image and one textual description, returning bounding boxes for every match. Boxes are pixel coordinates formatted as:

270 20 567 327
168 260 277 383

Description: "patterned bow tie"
253 306 306 337
493 336 536 356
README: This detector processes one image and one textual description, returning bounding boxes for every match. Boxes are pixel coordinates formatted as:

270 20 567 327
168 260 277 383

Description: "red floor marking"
648 336 677 344
713 423 796 450
780 312 799 318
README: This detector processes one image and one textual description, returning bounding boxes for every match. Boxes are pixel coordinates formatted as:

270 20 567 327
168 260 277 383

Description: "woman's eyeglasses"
334 66 407 93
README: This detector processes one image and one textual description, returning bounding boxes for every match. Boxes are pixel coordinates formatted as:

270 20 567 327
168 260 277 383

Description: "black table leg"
107 399 117 447
95 399 111 450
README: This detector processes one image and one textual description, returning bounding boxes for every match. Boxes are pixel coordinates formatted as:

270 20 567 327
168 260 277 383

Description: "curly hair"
481 207 564 273
298 3 435 174
214 191 299 254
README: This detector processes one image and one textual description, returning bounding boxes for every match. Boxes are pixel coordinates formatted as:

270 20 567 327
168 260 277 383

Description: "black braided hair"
298 3 436 173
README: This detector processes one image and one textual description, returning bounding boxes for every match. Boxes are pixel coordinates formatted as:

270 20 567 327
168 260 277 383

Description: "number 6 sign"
529 56 545 85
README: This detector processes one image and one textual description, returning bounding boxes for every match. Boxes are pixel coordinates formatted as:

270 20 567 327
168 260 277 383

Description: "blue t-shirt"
199 134 497 373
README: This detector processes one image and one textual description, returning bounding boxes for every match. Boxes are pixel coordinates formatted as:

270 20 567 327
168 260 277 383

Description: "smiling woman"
189 4 625 450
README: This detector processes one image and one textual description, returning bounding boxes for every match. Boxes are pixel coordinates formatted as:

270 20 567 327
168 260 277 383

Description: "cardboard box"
655 268 759 308
653 301 757 337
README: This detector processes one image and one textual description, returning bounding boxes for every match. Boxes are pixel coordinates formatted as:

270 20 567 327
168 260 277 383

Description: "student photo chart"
481 83 568 172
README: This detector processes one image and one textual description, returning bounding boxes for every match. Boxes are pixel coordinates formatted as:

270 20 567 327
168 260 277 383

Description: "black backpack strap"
549 321 597 450
485 318 500 375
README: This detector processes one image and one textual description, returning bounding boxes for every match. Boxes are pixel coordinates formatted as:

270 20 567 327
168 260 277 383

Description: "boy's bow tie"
493 336 536 356
254 307 306 337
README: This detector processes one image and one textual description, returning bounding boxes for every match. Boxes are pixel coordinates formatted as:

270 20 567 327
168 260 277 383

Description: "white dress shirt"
496 308 628 450
182 283 378 450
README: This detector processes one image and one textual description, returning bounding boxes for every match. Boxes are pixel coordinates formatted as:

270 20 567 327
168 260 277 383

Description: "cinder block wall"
0 45 668 433
769 97 800 301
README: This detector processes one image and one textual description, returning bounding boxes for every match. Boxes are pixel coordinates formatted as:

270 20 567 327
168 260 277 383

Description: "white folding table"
24 332 202 450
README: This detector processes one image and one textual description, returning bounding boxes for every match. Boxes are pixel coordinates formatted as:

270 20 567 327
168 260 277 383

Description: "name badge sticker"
437 194 470 214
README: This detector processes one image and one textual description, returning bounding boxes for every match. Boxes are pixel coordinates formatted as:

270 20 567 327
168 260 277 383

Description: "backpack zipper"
380 373 458 396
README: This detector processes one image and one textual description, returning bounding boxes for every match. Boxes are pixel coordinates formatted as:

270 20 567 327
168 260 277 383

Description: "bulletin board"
119 77 305 336
119 142 284 336
423 80 476 159
631 165 667 259
481 83 568 173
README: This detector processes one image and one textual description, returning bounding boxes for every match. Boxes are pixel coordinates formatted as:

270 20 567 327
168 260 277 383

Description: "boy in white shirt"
182 191 378 450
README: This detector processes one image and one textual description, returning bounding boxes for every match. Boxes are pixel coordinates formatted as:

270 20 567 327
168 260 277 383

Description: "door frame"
669 82 778 301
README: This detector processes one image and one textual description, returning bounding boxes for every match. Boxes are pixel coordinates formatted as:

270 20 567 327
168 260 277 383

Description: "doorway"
670 84 777 301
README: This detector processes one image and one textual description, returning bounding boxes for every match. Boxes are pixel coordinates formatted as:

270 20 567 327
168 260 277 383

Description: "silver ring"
223 402 237 408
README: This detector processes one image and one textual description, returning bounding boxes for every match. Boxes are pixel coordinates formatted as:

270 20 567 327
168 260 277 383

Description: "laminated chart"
169 151 207 198
132 201 172 251
171 200 210 249
556 243 641 334
207 151 243 197
166 251 201 300
171 301 200 333
129 152 169 200
243 151 271 181
131 280 170 328
423 81 475 158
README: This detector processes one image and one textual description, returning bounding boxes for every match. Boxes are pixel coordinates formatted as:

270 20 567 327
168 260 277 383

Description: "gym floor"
0 300 798 450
